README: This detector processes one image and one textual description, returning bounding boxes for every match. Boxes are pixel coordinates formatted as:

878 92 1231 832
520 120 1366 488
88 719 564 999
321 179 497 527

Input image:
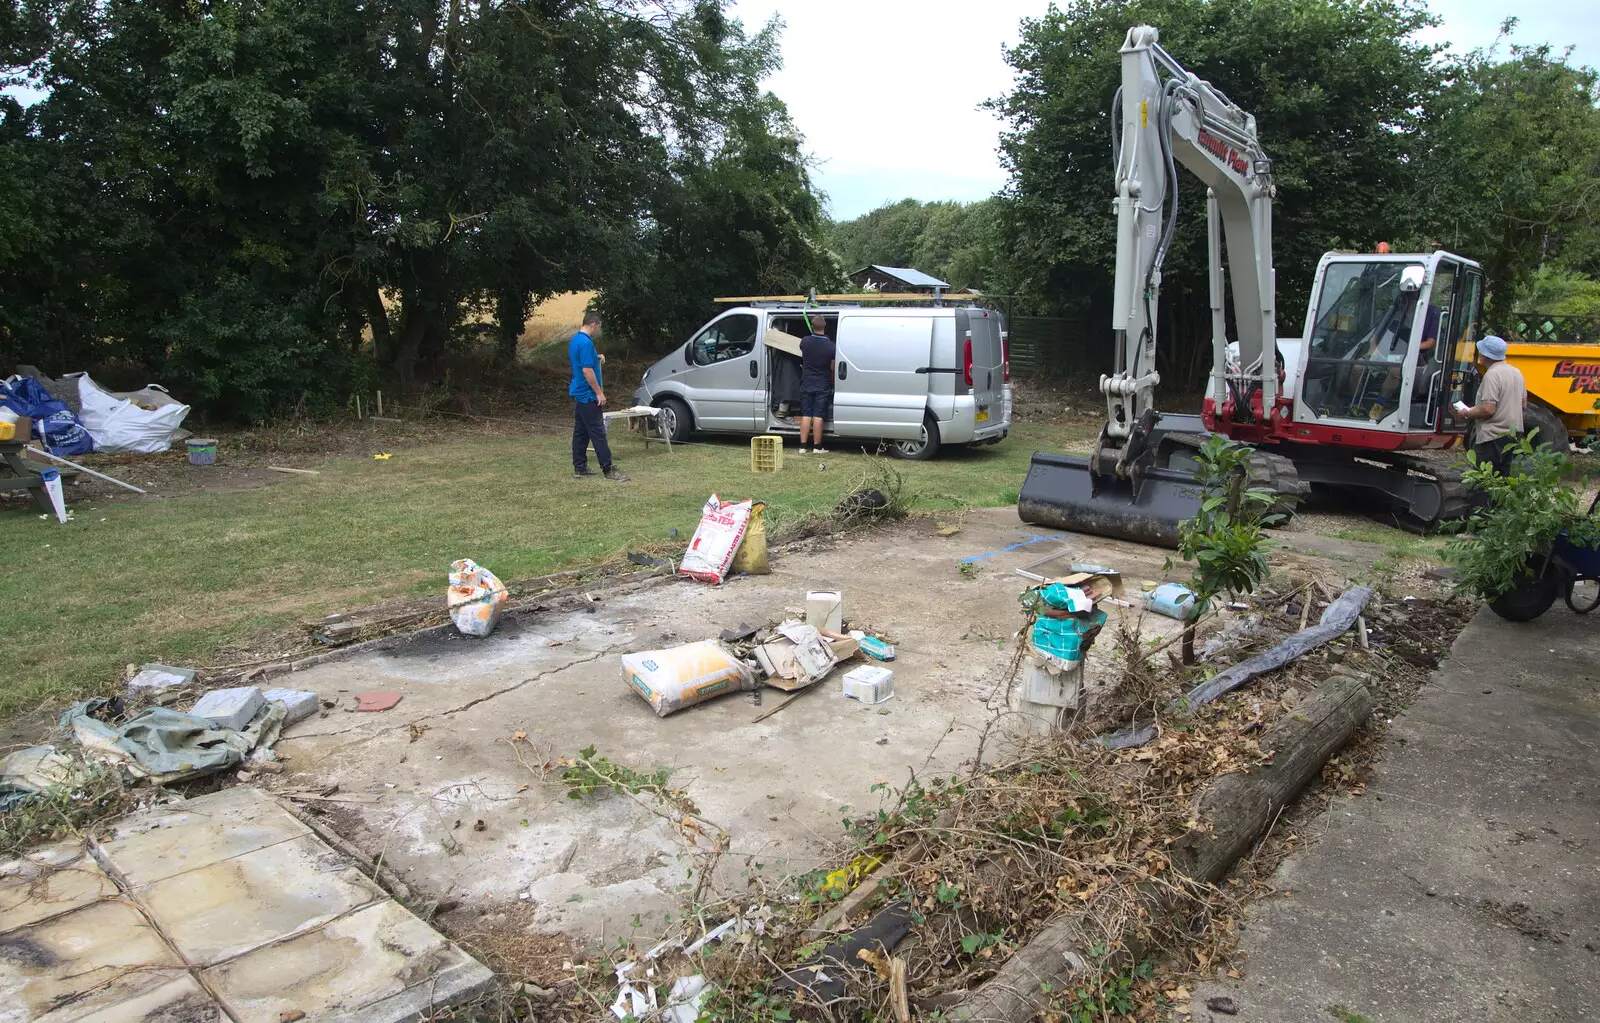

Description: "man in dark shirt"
798 318 835 454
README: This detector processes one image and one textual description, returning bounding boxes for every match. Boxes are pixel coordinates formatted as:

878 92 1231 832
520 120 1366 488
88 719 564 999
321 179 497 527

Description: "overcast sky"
731 0 1600 221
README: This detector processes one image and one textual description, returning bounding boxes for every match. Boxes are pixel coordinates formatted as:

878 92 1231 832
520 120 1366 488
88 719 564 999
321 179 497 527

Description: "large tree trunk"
945 675 1374 1022
496 288 530 363
362 284 393 365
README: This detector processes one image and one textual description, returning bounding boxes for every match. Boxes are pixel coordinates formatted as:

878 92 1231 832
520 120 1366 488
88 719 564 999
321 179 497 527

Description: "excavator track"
1374 453 1472 532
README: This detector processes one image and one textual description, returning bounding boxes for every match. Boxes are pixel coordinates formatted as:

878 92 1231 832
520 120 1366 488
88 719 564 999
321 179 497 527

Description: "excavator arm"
1104 24 1277 452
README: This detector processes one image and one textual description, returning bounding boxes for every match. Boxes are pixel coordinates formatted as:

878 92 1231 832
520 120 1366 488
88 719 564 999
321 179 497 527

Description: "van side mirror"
683 341 693 365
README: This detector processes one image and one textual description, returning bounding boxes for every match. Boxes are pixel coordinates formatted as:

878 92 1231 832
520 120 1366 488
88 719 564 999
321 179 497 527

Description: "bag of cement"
728 501 770 576
679 494 753 584
622 641 753 717
448 558 508 637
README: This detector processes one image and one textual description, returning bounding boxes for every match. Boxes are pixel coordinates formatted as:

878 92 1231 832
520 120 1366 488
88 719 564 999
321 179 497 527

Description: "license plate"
975 410 990 422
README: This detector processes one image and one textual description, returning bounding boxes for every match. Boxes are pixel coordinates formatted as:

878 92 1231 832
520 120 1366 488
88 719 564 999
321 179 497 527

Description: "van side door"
682 312 762 433
832 314 931 440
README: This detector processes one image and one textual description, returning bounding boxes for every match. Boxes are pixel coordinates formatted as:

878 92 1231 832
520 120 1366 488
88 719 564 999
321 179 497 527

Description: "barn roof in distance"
851 265 951 289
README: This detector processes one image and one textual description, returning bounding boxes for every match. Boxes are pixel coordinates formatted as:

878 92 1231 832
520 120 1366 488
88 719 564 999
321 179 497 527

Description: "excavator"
1019 25 1487 547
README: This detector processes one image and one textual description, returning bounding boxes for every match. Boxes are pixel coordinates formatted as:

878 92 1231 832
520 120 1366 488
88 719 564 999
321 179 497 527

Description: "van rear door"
959 308 1004 425
831 314 930 440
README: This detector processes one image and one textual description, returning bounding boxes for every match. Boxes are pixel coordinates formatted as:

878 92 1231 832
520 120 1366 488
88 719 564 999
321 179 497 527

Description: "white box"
842 665 895 705
806 590 844 634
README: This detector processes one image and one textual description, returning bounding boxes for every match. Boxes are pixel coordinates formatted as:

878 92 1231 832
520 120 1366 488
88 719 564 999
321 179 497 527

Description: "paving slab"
0 842 118 932
92 784 310 887
0 899 185 1023
133 832 385 964
47 973 225 1023
1193 603 1600 1022
204 899 494 1023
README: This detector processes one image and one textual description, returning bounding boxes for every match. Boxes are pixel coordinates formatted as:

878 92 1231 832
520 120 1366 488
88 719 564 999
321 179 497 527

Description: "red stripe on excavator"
1202 398 1463 450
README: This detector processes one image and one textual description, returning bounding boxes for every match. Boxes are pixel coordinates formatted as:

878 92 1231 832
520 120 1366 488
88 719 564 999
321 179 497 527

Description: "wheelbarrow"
1488 493 1600 622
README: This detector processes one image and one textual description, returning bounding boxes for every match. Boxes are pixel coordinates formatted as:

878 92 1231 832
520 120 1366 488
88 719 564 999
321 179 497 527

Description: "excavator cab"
1295 251 1483 442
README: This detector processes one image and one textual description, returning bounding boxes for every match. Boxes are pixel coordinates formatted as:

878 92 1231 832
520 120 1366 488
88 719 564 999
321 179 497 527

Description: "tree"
1410 27 1600 322
990 0 1442 385
828 198 1003 292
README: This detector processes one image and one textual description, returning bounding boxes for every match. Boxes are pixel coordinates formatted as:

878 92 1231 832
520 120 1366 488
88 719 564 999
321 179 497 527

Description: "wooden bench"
603 406 673 453
1 441 79 513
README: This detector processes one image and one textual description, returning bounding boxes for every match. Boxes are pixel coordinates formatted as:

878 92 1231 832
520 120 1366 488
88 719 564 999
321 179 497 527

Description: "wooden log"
945 675 1373 1022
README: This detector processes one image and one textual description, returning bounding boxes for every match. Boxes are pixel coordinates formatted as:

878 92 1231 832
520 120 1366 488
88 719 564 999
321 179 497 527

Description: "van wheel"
889 415 941 461
656 397 692 442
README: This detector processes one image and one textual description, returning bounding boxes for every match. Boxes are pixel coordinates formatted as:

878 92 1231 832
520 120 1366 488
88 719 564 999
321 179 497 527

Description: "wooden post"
355 395 363 420
945 675 1374 1022
376 390 383 417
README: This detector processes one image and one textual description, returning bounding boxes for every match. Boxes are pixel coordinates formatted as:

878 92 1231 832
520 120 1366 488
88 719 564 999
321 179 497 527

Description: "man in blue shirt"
569 310 628 481
798 317 836 454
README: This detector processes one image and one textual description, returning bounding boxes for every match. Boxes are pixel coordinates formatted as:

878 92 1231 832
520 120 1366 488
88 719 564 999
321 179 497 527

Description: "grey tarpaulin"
57 698 285 784
1099 585 1374 750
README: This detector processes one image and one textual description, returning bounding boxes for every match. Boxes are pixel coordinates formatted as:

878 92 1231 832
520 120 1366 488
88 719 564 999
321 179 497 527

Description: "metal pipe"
23 446 147 493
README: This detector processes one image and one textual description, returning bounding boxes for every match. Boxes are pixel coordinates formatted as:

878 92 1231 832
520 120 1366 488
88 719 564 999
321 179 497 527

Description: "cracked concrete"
262 509 1384 950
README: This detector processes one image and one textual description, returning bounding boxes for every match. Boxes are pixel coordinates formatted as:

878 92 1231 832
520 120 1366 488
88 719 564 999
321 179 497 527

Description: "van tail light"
963 338 973 387
1001 333 1010 382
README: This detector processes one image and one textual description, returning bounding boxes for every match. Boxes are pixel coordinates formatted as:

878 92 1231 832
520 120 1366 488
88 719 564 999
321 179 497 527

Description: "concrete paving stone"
0 899 185 1023
204 899 494 1023
133 832 384 965
93 786 310 887
189 685 265 731
262 687 320 726
0 842 118 933
41 972 225 1023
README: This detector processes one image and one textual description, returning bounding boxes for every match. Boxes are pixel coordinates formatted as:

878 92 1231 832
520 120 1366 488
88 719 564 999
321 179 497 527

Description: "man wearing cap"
1455 335 1526 476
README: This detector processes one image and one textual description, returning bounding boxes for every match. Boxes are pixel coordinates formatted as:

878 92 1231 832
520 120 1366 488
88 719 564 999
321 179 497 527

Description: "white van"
631 303 1012 459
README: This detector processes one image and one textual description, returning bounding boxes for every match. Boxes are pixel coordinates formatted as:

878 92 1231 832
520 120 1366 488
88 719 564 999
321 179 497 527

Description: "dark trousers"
1473 435 1514 476
572 400 612 471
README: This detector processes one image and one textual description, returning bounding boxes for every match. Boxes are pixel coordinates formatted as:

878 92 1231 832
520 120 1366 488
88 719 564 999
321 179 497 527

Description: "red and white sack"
679 494 753 584
448 558 509 637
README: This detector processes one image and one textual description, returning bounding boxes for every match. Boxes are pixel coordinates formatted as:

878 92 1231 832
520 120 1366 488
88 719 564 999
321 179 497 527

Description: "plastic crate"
750 434 783 473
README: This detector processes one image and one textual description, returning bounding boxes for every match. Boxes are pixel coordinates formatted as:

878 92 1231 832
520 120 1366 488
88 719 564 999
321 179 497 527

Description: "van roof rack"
715 292 974 307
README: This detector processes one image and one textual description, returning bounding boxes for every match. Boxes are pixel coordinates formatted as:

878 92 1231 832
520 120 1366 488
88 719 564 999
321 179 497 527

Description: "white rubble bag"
448 559 509 637
75 373 191 454
678 494 753 584
622 641 754 717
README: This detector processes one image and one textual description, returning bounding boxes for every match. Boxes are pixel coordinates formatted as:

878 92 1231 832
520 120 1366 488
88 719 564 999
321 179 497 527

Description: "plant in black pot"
1446 433 1600 621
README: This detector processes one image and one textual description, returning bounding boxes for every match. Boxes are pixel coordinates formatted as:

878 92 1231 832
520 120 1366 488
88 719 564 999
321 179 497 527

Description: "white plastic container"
842 665 894 705
807 590 844 634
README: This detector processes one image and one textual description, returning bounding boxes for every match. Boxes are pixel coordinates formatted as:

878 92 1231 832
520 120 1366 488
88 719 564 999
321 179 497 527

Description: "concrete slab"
0 899 185 1023
190 685 265 731
92 785 310 887
1193 603 1600 1022
204 899 494 1023
0 842 117 932
268 509 1370 946
45 973 224 1023
134 832 385 964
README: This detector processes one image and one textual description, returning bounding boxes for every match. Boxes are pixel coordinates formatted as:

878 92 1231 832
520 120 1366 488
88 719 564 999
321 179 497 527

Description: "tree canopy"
0 0 831 419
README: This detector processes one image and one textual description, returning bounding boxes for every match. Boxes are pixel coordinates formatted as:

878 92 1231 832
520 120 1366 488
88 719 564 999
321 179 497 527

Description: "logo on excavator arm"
1553 359 1600 395
1196 129 1249 176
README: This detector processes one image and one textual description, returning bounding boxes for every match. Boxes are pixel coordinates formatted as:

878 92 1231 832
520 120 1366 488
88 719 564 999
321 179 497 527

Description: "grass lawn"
0 419 1094 722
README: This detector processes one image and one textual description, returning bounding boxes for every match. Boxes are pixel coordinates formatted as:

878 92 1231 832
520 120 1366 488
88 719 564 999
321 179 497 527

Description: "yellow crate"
750 434 783 473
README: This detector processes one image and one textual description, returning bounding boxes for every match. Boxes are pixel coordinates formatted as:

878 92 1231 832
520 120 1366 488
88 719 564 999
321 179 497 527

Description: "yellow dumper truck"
1504 336 1600 453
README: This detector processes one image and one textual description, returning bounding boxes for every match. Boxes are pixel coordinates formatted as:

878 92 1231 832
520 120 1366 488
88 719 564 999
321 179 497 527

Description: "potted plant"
1446 434 1600 621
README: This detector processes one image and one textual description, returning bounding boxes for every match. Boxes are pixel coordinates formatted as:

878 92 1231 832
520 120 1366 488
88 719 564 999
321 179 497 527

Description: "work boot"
603 467 631 482
574 466 599 478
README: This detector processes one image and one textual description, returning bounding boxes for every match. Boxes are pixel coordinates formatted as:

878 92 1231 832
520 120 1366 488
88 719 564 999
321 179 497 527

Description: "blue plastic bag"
0 376 95 455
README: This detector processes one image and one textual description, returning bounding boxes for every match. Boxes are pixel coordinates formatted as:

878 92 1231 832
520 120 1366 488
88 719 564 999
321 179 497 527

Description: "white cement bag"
448 559 508 637
623 641 753 717
679 494 753 584
75 374 190 454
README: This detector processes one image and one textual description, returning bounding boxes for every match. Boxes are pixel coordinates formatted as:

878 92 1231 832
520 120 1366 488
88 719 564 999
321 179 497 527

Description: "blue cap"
1476 335 1508 361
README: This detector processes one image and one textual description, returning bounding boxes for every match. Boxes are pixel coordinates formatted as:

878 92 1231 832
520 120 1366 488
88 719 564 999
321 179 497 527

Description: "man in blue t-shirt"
798 318 836 454
569 310 629 481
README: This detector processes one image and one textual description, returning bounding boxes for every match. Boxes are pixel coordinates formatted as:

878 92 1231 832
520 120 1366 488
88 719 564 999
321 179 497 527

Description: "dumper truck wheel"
889 414 942 461
1522 403 1569 455
656 397 692 442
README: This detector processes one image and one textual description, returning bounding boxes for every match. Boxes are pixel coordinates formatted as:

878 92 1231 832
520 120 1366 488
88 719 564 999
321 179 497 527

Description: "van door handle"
749 359 758 379
838 363 848 381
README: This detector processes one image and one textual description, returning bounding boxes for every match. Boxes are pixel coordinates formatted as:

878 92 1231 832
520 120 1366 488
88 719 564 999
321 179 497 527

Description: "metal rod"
23 446 146 493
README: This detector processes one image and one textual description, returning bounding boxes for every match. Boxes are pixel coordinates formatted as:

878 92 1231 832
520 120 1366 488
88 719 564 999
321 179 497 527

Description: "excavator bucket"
1017 452 1204 549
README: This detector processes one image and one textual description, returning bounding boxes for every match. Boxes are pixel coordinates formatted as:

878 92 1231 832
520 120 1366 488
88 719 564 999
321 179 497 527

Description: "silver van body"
632 304 1012 456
